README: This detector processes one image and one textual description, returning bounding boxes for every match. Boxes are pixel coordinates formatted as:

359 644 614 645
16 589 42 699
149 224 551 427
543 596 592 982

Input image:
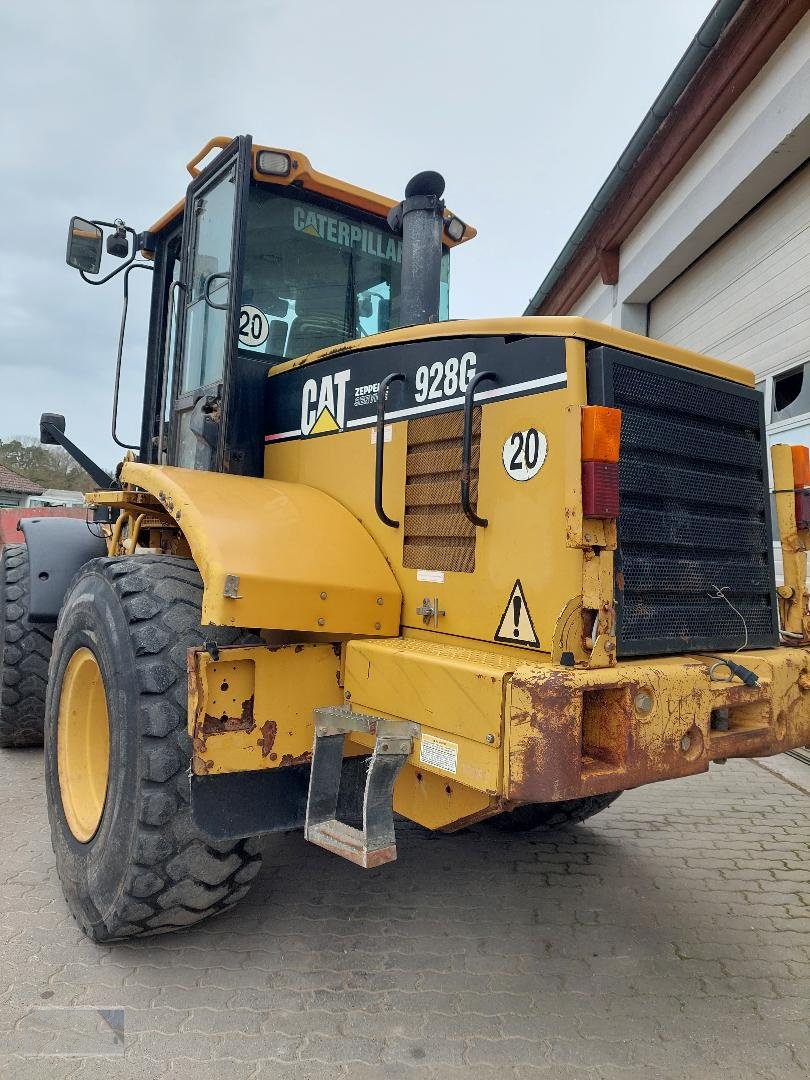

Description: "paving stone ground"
0 748 807 1079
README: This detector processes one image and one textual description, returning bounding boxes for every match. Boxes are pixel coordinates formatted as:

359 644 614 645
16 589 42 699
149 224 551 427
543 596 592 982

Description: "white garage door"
649 164 810 378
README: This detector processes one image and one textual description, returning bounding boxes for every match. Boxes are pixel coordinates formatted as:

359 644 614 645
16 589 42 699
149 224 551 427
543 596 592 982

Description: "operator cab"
63 135 473 481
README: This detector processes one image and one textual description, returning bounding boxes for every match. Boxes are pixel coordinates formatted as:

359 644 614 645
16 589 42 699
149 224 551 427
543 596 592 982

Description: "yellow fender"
120 462 401 634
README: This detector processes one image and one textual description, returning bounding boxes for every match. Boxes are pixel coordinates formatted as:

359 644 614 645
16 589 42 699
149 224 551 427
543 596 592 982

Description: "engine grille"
402 409 480 574
588 347 778 657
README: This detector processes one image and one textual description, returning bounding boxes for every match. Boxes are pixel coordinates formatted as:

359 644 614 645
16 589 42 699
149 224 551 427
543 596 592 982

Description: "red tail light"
582 461 620 517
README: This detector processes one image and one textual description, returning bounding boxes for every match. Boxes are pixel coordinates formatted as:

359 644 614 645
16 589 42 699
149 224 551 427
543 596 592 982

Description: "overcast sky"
1 0 713 468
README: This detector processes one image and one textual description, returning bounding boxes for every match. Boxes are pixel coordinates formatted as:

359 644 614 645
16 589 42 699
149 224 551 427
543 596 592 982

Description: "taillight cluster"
581 406 622 518
791 445 810 528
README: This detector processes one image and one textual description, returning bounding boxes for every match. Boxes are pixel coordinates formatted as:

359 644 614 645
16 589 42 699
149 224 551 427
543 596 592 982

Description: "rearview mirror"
66 216 103 274
40 412 66 446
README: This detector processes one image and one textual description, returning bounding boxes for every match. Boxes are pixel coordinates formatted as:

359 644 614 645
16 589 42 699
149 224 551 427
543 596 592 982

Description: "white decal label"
370 425 392 444
419 734 458 775
414 352 477 404
417 569 445 584
301 369 351 435
494 579 539 647
502 428 547 481
239 306 270 348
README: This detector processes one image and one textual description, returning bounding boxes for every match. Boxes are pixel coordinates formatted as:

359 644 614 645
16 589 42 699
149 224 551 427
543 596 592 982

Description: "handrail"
186 136 232 178
461 370 497 527
156 280 186 463
203 272 230 310
375 372 405 528
111 262 153 450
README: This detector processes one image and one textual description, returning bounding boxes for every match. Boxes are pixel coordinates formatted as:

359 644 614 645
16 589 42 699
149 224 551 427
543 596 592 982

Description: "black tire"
496 791 623 832
44 555 263 941
0 544 53 748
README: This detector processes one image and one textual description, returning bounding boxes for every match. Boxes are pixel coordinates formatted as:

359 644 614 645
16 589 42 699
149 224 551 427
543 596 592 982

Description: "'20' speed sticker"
502 428 547 481
239 305 270 348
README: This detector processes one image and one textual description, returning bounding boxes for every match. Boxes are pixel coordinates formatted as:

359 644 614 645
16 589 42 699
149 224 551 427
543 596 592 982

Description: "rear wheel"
45 555 263 941
0 544 53 748
496 791 622 831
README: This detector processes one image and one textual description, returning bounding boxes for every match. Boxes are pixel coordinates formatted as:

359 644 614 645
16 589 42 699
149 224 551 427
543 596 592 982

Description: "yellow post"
771 444 810 640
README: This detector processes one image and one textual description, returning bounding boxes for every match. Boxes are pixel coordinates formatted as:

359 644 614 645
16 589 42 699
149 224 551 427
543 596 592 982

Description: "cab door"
170 135 252 471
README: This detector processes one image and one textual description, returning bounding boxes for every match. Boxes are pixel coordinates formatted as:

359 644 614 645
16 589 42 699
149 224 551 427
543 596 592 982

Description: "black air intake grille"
588 347 778 657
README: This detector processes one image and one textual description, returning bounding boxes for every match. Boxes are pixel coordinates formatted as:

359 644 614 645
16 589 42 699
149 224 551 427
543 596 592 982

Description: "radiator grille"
591 348 778 657
402 410 480 574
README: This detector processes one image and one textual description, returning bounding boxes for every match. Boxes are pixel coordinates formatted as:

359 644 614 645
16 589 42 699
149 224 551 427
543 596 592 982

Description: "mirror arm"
79 222 140 286
39 421 117 491
112 262 154 451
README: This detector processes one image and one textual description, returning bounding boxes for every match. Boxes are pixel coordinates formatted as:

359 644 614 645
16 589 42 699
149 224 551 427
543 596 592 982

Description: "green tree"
0 436 108 492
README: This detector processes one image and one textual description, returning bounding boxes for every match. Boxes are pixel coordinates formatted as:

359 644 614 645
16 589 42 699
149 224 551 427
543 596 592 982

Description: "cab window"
239 187 449 362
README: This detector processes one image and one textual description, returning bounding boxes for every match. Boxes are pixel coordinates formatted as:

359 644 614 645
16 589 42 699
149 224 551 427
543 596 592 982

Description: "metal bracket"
305 707 417 867
416 596 445 627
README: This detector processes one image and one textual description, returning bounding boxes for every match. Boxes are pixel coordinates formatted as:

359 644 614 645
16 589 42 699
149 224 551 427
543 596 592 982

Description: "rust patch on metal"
258 719 278 757
280 750 313 767
509 647 810 806
201 695 256 736
192 734 210 774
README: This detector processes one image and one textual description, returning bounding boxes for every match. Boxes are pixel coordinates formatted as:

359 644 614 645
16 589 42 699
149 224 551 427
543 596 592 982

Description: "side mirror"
66 216 103 274
40 412 66 446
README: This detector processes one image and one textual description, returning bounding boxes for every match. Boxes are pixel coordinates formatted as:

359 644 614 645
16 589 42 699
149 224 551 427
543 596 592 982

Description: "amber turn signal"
582 406 622 463
790 444 810 489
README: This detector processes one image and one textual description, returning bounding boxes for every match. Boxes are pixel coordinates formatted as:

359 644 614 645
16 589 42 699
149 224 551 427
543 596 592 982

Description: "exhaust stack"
387 171 445 327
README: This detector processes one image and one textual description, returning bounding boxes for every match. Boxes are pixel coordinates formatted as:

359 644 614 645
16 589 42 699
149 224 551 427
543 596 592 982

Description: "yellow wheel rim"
57 647 111 843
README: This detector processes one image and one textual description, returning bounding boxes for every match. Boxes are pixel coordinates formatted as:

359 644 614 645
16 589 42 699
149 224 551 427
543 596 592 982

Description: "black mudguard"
19 516 107 623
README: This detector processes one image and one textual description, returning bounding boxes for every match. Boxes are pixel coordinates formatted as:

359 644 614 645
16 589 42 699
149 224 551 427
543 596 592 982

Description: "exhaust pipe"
387 171 445 327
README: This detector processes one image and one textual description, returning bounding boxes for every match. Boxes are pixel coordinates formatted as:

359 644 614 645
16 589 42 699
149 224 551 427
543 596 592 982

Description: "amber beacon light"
791 444 810 528
581 406 622 518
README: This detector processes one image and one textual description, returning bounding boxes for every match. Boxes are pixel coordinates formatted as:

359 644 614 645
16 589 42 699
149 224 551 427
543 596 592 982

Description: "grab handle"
461 370 496 527
375 372 405 528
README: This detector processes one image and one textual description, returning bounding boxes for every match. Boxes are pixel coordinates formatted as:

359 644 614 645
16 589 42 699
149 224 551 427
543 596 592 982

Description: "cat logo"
301 369 351 436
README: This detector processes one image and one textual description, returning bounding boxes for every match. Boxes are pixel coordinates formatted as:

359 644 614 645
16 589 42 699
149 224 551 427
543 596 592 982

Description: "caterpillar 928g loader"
2 134 809 941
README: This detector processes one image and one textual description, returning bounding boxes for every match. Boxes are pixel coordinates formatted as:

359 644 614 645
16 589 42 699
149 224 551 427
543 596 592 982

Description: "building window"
772 362 810 421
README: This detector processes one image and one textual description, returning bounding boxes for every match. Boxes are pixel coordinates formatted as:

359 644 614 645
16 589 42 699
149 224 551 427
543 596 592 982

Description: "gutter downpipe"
523 0 744 315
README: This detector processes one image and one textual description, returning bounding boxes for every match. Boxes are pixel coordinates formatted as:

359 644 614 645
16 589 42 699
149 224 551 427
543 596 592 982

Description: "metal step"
305 706 416 867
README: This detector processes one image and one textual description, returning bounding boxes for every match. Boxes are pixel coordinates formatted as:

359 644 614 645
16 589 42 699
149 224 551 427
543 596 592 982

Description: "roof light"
256 150 291 177
581 406 622 463
444 216 465 242
791 444 810 488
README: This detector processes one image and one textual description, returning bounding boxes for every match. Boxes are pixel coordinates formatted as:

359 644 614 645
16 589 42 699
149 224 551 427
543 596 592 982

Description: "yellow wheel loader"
4 134 810 940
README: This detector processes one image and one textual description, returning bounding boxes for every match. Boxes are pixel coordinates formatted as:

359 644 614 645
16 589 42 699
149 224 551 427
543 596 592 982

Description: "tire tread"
50 556 262 941
0 545 53 748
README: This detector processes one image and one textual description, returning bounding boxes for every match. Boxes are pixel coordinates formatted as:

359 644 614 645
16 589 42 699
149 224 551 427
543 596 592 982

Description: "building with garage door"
525 0 808 572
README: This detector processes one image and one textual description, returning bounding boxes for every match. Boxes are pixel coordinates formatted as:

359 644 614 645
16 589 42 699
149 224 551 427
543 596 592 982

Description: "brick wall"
0 507 88 548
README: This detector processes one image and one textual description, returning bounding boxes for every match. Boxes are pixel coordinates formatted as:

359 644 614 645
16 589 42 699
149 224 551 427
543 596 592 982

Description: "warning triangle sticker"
494 579 539 648
310 406 340 434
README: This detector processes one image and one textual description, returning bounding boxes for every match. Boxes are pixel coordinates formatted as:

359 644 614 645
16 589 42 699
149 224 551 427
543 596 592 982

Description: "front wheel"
45 555 264 941
496 791 622 832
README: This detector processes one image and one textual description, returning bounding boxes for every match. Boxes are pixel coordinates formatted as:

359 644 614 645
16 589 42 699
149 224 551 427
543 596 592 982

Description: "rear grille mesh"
592 349 778 657
402 410 480 574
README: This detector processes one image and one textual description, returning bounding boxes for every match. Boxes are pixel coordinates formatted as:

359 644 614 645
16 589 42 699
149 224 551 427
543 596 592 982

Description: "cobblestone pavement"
0 749 807 1079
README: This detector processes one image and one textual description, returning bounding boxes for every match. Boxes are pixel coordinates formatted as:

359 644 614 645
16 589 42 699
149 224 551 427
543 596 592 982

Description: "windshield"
239 185 450 362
